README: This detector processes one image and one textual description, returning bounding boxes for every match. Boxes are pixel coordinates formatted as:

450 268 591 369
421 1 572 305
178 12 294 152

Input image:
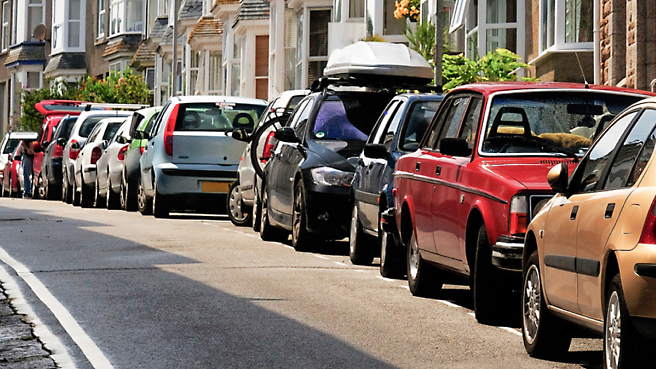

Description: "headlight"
310 167 354 187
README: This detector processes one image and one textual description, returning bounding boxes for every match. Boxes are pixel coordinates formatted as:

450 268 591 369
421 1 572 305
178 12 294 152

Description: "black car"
40 115 77 200
349 93 443 277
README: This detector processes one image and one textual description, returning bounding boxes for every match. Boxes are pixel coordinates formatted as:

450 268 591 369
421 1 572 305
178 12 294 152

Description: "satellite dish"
33 24 47 41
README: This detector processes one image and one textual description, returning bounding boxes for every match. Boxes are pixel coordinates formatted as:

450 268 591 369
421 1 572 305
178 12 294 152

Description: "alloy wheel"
605 291 621 369
228 184 246 222
409 234 420 280
523 264 541 345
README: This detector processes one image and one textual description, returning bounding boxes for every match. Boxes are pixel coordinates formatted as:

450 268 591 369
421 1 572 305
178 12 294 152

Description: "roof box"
323 42 434 87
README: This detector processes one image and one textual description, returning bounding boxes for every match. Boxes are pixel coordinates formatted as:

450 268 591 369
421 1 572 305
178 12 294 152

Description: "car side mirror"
547 163 569 194
115 135 130 144
439 138 471 157
101 140 109 150
42 141 49 149
363 143 388 160
132 131 150 140
57 138 67 146
231 128 250 142
70 142 80 150
14 154 21 160
274 127 300 143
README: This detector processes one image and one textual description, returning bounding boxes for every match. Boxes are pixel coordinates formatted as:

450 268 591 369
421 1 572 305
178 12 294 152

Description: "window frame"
538 0 593 54
2 1 8 52
464 0 525 62
98 0 106 38
27 0 45 42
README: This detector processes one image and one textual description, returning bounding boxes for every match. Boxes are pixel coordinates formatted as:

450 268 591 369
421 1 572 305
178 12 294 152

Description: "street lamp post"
171 0 180 97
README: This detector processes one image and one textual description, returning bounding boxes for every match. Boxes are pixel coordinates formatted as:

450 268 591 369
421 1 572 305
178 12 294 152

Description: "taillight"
139 146 145 155
639 196 656 244
53 144 63 158
69 140 80 160
509 195 528 235
117 145 128 161
261 131 276 163
91 147 102 164
164 104 180 156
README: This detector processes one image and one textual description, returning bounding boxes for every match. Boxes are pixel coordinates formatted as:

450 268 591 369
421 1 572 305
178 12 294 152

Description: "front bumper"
491 235 524 271
303 180 352 239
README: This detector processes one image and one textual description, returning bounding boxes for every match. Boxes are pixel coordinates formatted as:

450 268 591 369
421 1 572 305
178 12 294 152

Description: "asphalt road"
0 197 602 369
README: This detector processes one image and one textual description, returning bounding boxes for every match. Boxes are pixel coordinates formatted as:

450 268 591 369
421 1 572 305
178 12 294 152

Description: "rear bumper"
491 235 524 271
303 181 351 239
154 162 238 196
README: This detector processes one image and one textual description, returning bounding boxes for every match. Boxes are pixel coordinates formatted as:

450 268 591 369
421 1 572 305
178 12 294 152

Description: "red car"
390 82 654 324
2 145 23 197
31 100 87 199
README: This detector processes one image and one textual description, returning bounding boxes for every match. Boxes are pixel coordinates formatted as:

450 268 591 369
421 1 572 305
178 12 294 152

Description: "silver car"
95 118 132 209
138 96 267 218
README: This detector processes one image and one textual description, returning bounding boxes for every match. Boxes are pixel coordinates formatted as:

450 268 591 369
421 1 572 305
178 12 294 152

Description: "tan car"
522 97 656 369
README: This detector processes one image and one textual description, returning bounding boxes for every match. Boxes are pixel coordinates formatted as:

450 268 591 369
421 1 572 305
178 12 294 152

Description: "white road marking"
314 255 330 260
399 285 409 290
0 248 114 369
377 276 395 282
334 262 347 267
436 300 460 308
500 327 522 336
239 233 259 238
283 245 294 250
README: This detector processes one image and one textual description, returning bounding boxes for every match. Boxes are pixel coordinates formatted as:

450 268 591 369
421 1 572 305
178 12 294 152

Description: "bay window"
231 35 242 96
295 8 330 89
284 8 296 90
208 51 222 94
334 0 364 22
98 0 105 38
27 0 44 40
67 0 80 48
110 0 143 36
2 1 8 51
51 0 85 52
10 0 15 45
540 0 592 53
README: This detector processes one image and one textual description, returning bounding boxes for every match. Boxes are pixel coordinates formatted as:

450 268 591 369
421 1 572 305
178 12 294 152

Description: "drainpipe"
172 0 180 97
593 0 600 85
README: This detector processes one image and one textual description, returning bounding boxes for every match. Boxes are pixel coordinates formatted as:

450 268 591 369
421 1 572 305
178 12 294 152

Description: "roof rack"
83 103 151 111
309 76 442 94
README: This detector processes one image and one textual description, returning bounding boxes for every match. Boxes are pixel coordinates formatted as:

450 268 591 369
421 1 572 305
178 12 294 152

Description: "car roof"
8 132 38 139
395 93 445 101
169 95 267 105
77 110 134 120
96 117 130 124
449 81 656 96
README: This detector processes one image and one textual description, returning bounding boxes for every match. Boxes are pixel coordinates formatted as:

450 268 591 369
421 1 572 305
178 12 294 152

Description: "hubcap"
229 184 246 221
138 182 145 210
292 189 302 240
261 192 268 229
605 291 621 369
349 206 358 255
523 264 541 344
380 219 388 266
409 236 420 280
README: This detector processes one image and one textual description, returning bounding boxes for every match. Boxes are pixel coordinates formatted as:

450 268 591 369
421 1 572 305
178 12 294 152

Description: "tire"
380 214 405 278
80 179 94 208
8 178 17 198
259 186 286 242
227 180 252 226
93 178 105 208
292 180 314 251
522 250 572 358
121 171 137 211
472 224 506 325
349 204 375 265
63 172 73 204
46 182 59 201
2 180 8 197
137 178 152 215
252 187 262 232
152 181 169 218
407 230 442 297
603 274 647 369
72 178 81 206
106 178 120 210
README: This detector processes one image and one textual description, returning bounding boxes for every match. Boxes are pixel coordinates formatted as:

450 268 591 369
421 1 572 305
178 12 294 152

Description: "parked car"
62 109 134 205
350 93 443 277
39 116 78 200
138 96 267 218
120 107 162 211
95 118 132 209
32 100 87 199
0 131 38 185
74 117 126 207
1 144 25 197
228 89 308 227
261 41 434 250
522 97 656 367
391 82 653 324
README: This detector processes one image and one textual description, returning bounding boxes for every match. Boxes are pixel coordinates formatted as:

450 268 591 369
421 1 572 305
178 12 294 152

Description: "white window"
208 51 222 94
10 0 15 45
98 0 105 38
67 0 81 47
158 0 169 16
27 0 44 41
110 0 123 36
26 71 41 89
539 0 592 53
110 0 143 36
109 61 122 72
145 67 155 90
284 8 296 90
2 1 8 51
295 8 330 89
463 0 524 60
52 0 85 52
231 35 242 96
334 0 364 21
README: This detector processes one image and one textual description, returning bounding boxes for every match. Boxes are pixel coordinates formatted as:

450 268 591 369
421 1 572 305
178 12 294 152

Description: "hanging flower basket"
394 0 420 22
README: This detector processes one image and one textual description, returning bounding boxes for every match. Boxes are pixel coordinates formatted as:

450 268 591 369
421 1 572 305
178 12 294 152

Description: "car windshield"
312 94 391 141
55 118 77 140
175 103 266 132
481 91 645 156
80 116 111 138
4 139 20 154
103 122 124 141
400 100 442 151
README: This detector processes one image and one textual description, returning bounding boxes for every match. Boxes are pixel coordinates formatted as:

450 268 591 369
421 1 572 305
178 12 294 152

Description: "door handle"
605 203 615 219
435 166 441 176
415 162 421 171
570 205 579 221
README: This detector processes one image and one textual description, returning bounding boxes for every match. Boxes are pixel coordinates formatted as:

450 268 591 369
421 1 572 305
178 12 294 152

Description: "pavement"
0 282 56 368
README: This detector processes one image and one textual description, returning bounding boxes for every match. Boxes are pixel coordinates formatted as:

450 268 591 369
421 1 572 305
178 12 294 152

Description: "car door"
269 98 313 216
575 108 656 320
142 103 170 193
430 95 483 263
541 111 639 314
356 98 403 231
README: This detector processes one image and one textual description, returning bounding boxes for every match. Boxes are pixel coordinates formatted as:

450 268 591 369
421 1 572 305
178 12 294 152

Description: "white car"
74 117 126 207
95 118 132 209
0 131 38 182
62 110 133 205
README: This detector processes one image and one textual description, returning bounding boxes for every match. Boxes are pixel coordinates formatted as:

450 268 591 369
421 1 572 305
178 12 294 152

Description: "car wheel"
252 187 262 232
259 186 286 242
2 180 8 197
72 178 81 206
227 180 252 226
93 178 105 208
349 204 374 265
8 178 15 198
32 178 40 200
472 224 507 325
407 230 442 297
37 176 47 199
80 179 94 208
137 179 152 215
522 250 572 358
64 172 73 204
292 181 314 251
106 178 120 210
152 181 169 218
380 214 405 278
604 274 646 369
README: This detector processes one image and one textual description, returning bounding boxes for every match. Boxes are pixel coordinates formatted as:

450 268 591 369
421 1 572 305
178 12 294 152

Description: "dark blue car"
349 93 443 277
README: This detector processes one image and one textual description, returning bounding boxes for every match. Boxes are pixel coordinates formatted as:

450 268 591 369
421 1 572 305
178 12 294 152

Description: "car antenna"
575 52 589 89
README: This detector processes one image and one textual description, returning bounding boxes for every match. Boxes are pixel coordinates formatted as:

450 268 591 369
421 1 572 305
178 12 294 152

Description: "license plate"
201 181 230 193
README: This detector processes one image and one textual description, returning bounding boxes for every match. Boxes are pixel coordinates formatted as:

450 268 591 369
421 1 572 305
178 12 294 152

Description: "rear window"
4 139 20 154
312 94 393 141
79 116 112 138
54 118 77 140
174 103 266 132
103 122 124 141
